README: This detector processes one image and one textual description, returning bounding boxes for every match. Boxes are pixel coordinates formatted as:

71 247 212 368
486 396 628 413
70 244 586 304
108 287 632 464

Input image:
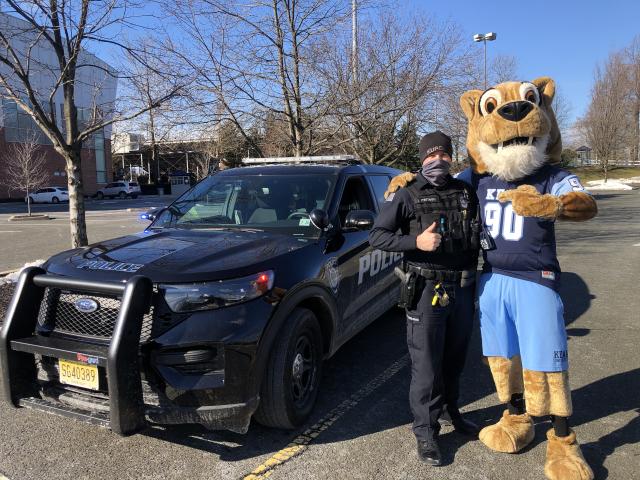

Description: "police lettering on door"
358 250 403 285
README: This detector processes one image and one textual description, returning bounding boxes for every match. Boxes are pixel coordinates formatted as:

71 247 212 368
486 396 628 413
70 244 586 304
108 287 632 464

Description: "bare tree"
168 0 352 158
552 86 573 141
579 53 629 182
489 54 519 85
4 132 48 216
0 2 184 247
319 13 470 164
624 35 640 164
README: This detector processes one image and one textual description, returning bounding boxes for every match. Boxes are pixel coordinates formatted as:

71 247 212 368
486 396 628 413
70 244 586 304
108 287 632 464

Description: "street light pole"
473 32 497 89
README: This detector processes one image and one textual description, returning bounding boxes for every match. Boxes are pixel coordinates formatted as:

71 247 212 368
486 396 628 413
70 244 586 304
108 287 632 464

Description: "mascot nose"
497 101 533 122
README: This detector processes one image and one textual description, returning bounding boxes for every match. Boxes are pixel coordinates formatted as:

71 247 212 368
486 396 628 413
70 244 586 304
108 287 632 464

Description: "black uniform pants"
406 279 474 441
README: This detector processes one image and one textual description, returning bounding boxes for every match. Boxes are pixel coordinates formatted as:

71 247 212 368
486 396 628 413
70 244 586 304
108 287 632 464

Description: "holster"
394 266 418 310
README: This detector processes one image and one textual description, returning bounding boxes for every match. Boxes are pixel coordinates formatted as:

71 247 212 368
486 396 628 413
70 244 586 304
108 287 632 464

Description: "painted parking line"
241 353 410 480
0 231 22 233
634 243 640 247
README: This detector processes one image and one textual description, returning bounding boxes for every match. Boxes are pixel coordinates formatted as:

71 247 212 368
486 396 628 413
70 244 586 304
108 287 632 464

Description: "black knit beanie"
419 131 453 161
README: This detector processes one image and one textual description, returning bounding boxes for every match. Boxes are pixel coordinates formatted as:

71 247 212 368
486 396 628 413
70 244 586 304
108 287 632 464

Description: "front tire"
255 308 323 429
51 196 59 204
96 192 104 200
119 191 127 199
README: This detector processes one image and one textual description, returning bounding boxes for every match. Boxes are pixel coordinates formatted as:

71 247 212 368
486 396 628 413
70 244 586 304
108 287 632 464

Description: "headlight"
160 270 275 313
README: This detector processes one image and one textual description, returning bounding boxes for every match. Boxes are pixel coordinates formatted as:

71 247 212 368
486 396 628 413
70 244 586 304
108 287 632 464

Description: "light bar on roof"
242 155 358 164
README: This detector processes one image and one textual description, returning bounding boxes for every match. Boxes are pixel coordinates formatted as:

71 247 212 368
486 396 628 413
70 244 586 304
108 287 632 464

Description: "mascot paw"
479 410 535 453
498 185 563 220
384 172 416 199
545 429 594 480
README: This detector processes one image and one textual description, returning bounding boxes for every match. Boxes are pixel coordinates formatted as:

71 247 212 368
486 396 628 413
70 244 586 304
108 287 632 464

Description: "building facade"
0 12 117 200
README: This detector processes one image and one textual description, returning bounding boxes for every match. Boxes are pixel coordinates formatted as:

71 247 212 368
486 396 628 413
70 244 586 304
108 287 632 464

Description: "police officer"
369 131 480 466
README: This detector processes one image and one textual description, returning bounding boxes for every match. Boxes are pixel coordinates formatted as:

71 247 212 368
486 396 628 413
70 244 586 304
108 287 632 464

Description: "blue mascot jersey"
457 165 589 291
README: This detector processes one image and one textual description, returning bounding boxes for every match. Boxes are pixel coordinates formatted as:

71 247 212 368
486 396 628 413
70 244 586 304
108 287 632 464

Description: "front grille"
37 287 181 343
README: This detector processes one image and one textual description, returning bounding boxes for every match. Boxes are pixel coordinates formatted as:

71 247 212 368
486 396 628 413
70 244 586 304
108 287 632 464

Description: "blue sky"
405 0 640 123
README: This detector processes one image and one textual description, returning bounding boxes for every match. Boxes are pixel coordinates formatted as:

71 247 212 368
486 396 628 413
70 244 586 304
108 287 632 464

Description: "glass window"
368 175 392 207
95 129 106 184
337 177 374 227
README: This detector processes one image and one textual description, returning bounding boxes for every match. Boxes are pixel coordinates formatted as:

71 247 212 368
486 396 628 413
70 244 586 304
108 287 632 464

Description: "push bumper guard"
0 267 153 435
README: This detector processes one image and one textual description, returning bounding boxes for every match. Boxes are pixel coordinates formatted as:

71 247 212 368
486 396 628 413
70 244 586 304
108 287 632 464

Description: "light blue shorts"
479 273 568 372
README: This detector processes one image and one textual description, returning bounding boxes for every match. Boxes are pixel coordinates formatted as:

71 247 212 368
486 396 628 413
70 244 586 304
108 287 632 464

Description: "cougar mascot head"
460 77 561 179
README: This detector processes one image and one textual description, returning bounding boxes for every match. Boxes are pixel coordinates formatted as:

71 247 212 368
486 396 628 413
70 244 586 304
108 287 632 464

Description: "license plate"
58 359 99 390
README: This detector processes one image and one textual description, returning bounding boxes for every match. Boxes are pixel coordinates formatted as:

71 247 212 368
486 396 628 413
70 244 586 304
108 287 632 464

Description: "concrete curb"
8 214 51 222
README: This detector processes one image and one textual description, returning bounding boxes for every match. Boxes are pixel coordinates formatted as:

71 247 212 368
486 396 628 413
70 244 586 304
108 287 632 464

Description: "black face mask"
421 159 451 186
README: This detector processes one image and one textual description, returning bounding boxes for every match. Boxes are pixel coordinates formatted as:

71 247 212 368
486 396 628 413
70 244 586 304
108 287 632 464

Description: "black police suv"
0 157 404 434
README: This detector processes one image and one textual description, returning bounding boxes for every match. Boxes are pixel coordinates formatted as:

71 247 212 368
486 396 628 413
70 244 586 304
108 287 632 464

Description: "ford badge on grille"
74 298 99 313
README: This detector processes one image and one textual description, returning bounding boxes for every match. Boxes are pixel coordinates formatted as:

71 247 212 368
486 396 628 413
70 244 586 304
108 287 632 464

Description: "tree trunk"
26 187 31 216
65 146 89 247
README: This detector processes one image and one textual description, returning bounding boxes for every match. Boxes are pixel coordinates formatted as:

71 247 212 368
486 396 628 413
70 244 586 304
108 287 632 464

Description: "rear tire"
254 308 323 429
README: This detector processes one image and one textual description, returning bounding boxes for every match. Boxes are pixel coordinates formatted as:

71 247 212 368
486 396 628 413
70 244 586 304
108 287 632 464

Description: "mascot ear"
532 77 556 108
460 90 483 121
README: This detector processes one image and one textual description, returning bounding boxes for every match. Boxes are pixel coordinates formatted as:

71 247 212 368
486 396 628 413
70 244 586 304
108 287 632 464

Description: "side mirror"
344 210 375 231
310 209 330 230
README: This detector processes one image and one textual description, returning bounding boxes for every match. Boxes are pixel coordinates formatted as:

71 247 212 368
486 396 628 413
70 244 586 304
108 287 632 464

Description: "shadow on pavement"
573 372 640 480
140 304 499 464
560 271 594 333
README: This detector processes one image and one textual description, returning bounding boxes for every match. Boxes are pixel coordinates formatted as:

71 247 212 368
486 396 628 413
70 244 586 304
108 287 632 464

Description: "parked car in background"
95 181 141 199
25 187 69 204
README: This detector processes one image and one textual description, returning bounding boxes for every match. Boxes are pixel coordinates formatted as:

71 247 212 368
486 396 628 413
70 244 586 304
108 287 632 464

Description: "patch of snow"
0 259 46 284
586 180 634 191
616 176 640 184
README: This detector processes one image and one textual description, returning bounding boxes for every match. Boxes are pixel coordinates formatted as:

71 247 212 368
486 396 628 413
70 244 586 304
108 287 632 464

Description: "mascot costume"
386 77 597 480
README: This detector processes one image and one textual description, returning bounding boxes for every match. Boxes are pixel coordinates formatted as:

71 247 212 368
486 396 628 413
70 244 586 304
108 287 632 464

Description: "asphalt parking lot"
0 190 638 480
0 196 175 272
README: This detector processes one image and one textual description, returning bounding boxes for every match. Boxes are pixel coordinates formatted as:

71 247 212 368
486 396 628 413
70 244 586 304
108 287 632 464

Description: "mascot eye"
520 82 540 105
479 89 502 116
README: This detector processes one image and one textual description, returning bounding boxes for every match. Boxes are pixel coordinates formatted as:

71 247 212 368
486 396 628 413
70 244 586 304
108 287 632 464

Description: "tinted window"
129 182 138 187
337 177 374 226
368 175 392 207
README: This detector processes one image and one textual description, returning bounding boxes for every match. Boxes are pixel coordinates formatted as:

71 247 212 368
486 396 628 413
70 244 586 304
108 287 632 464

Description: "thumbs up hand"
416 222 441 251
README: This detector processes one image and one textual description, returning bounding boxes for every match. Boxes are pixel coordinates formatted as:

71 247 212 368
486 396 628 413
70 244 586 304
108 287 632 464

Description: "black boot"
416 435 442 466
440 409 480 437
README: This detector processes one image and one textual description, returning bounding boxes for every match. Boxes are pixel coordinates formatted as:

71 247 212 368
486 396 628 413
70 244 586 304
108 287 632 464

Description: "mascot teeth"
478 135 550 182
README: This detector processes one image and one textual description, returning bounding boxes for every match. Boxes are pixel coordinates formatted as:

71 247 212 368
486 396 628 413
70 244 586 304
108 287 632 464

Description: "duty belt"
406 264 465 282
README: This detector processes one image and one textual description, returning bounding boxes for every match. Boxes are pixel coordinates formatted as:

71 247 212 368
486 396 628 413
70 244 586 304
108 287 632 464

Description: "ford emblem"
74 298 99 313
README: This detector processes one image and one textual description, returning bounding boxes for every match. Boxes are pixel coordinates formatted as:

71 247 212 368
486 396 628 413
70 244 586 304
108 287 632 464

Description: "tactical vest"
404 178 480 270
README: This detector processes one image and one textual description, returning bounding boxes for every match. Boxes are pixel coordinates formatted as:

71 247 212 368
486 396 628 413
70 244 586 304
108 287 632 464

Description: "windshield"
150 173 335 236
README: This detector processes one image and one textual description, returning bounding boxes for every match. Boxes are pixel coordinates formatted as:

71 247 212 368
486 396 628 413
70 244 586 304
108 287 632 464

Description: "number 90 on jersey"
484 202 524 241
